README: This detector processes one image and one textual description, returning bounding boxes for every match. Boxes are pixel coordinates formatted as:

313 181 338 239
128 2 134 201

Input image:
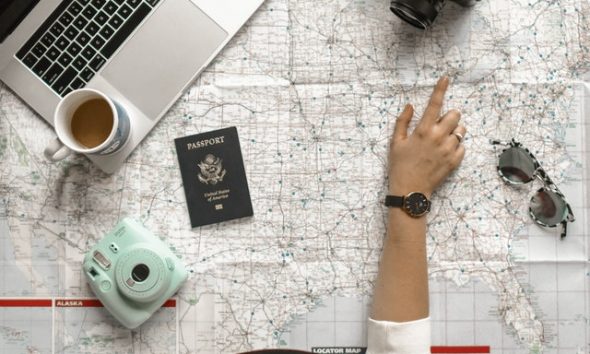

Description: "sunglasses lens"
498 147 536 183
530 189 568 226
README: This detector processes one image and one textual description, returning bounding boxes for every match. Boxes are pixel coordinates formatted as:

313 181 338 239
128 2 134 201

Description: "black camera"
390 0 480 29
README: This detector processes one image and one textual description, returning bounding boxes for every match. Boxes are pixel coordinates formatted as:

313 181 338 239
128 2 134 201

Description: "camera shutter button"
165 257 175 270
100 280 112 291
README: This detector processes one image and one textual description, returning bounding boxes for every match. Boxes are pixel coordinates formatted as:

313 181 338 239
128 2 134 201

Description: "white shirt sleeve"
366 317 431 354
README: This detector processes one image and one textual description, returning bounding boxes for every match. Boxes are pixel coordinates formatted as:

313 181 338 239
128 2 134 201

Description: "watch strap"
384 195 404 208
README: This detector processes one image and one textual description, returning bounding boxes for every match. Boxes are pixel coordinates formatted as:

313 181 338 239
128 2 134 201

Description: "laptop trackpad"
101 0 227 119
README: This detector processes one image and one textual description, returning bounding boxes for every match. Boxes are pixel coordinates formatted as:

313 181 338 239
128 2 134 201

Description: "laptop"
0 0 264 173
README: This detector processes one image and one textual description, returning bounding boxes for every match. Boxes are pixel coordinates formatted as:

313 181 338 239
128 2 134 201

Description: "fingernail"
440 76 449 84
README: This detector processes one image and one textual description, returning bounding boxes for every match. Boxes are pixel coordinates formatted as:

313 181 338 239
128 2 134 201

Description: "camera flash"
93 251 112 270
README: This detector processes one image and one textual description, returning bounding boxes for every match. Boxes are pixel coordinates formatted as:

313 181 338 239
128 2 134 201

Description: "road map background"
1 0 590 353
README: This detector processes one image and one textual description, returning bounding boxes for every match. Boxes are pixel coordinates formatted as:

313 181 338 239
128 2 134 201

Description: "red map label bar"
0 298 176 308
431 346 490 353
54 299 176 307
55 299 103 307
0 299 52 307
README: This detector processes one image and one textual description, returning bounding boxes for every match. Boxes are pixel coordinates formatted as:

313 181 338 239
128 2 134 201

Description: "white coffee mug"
44 89 131 162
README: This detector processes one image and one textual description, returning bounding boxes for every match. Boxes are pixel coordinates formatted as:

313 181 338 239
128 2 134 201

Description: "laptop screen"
0 0 39 44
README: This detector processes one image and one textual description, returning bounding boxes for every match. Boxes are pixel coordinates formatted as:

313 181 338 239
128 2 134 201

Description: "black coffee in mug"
70 98 114 149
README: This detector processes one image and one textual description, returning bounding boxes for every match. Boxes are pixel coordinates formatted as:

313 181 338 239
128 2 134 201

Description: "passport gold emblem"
198 154 226 185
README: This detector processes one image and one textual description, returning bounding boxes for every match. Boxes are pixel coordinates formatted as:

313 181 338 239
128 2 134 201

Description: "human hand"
388 77 466 198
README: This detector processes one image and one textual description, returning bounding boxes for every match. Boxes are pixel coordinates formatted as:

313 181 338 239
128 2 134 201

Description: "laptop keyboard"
16 0 160 97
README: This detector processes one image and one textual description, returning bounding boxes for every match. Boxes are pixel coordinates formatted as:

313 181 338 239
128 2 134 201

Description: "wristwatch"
384 192 431 217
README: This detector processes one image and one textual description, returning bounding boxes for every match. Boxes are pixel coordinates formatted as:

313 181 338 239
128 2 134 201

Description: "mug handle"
44 137 72 162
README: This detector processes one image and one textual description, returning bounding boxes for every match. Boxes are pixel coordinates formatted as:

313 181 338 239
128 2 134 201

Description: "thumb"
393 104 414 140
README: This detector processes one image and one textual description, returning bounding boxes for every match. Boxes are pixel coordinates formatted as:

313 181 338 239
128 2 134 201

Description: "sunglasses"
491 139 575 238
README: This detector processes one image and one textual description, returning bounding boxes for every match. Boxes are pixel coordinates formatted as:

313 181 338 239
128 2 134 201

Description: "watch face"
404 193 430 216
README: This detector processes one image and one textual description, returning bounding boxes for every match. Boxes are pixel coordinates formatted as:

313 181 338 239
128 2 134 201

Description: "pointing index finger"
422 76 450 125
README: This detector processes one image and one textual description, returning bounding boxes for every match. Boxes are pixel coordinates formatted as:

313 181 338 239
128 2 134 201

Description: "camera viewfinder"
88 267 99 278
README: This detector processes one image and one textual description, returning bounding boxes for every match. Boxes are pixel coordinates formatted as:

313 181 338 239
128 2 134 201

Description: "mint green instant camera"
82 218 188 329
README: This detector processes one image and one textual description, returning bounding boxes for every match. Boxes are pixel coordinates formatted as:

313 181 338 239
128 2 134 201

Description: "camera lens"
115 249 171 303
390 0 442 29
391 0 480 29
131 264 150 282
392 6 429 29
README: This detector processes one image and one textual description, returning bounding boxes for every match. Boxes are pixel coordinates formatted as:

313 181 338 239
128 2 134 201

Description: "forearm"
370 76 463 323
371 208 429 322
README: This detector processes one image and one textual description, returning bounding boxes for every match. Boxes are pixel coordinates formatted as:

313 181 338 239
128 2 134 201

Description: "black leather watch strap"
385 193 431 217
384 195 404 207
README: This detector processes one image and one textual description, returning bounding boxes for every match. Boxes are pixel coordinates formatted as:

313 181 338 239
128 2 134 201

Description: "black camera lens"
390 0 479 29
390 0 441 29
131 264 150 282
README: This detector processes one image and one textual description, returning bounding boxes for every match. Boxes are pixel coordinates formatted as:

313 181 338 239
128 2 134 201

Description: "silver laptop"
0 0 264 173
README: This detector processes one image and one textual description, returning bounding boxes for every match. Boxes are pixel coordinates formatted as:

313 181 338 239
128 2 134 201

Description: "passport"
174 127 253 227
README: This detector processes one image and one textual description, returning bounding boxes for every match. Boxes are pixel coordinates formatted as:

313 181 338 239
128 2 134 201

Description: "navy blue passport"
174 127 253 227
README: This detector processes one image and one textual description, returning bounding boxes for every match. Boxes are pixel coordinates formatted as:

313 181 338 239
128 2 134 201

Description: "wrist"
388 184 432 199
386 208 428 244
